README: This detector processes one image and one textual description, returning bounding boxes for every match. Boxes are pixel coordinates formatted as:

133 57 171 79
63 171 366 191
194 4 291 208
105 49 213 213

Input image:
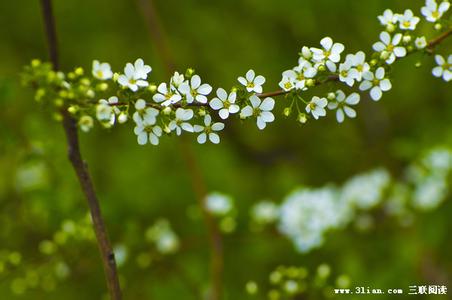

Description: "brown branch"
135 0 224 299
427 28 452 50
39 1 122 299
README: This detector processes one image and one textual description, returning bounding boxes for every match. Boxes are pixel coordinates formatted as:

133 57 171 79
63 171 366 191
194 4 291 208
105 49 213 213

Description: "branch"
135 0 224 299
39 1 122 299
426 28 452 50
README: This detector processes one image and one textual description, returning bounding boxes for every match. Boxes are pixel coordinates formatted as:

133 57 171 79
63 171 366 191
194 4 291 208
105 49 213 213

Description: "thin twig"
135 0 224 299
39 1 122 299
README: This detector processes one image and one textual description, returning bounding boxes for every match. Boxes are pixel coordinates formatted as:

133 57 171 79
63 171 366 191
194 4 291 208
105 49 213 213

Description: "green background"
0 0 451 299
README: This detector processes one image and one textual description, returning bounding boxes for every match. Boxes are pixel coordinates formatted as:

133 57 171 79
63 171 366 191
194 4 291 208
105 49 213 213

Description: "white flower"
373 32 406 64
134 118 162 146
345 51 370 81
306 96 328 119
341 169 390 209
279 75 296 91
398 9 420 30
359 67 392 101
205 192 233 216
378 9 399 26
238 70 266 93
117 59 151 92
328 91 360 123
281 62 317 90
311 37 345 72
421 0 450 23
133 99 159 124
338 60 359 87
432 54 452 82
96 102 113 124
97 96 124 125
209 88 240 119
132 58 152 79
179 75 212 103
92 60 113 80
170 71 185 89
193 115 225 144
153 82 182 106
415 36 428 49
240 95 275 130
168 108 194 135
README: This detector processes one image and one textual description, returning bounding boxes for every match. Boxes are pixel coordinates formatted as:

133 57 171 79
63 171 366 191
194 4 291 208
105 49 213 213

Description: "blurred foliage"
0 0 451 299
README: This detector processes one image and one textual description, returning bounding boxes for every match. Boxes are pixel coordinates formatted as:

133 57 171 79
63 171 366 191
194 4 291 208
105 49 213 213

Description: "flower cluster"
247 146 452 253
22 0 451 146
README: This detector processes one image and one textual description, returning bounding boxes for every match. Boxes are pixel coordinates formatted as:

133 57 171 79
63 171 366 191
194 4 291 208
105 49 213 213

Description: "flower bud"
297 113 308 124
318 65 326 72
97 82 108 91
185 68 195 78
67 105 78 114
327 92 336 100
86 89 95 98
306 79 315 87
434 23 442 30
380 51 390 60
31 59 41 68
386 23 395 33
164 126 171 134
54 98 64 107
118 112 128 124
113 73 120 82
370 59 378 66
245 281 258 295
74 67 84 76
301 46 312 59
162 107 172 115
148 84 157 93
198 108 207 116
402 35 411 44
415 61 422 68
283 107 291 117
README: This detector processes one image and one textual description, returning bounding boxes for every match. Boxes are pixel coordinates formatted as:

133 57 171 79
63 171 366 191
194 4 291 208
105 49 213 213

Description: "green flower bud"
306 79 315 87
67 105 78 114
386 23 395 33
148 84 157 93
8 252 22 265
97 82 108 91
283 107 291 117
434 23 442 30
54 98 64 107
186 68 195 78
31 59 41 68
245 281 258 295
162 107 172 115
327 92 336 100
74 67 84 76
297 113 308 124
370 59 378 66
402 35 412 44
39 240 56 255
198 107 207 117
113 73 120 82
318 65 326 72
317 264 331 279
415 61 422 68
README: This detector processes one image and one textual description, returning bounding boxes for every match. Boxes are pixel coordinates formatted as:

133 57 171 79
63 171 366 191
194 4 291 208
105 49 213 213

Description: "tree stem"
39 1 122 299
